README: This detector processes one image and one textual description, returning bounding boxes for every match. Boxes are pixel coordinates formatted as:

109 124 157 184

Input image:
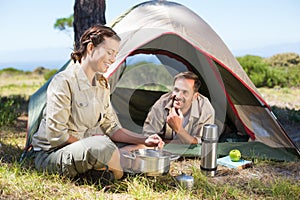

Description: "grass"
1 156 299 199
1 119 299 199
0 73 45 97
0 72 300 199
258 87 300 110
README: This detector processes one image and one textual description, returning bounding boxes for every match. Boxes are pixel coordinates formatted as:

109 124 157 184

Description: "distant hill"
232 42 300 57
0 42 299 71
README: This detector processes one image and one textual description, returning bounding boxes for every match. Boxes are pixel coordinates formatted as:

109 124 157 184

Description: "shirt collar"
75 64 91 91
164 95 173 111
74 63 109 90
190 97 200 118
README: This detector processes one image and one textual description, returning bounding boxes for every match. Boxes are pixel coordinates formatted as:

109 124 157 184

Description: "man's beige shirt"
142 92 215 143
32 63 121 151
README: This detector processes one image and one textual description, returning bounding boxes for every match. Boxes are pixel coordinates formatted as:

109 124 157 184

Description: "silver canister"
200 124 218 176
175 174 194 190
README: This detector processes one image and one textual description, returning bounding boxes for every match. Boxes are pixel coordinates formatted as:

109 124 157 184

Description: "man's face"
172 78 197 114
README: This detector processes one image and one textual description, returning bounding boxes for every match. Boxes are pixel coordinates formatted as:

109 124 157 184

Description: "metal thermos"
200 124 218 176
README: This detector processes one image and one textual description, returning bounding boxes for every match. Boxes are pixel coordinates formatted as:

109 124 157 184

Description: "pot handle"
170 154 180 161
122 153 136 160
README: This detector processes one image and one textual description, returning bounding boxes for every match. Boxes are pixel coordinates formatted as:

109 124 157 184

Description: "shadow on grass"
0 95 28 127
0 142 23 163
0 95 30 166
0 94 28 111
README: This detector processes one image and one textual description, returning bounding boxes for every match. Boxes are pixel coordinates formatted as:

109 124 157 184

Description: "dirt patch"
170 158 300 185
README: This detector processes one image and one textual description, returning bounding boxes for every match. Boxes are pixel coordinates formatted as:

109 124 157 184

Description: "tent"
21 0 299 162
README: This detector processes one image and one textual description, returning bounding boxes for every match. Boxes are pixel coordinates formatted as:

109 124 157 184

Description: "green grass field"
0 73 299 199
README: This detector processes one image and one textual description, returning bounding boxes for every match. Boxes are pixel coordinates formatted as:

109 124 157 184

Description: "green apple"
229 149 241 162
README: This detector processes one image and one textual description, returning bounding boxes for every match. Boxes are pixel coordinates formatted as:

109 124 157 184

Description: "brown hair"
71 24 121 63
174 71 201 93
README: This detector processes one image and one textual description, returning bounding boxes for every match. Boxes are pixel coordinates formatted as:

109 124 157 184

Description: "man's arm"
142 100 167 136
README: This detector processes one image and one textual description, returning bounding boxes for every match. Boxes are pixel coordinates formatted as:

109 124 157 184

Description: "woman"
32 25 164 180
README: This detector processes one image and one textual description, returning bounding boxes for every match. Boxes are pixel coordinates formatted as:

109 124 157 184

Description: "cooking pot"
123 149 180 176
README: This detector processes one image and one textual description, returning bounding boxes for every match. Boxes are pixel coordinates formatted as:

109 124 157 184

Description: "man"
143 71 215 144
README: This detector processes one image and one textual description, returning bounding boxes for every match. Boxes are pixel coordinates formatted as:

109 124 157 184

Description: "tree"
73 0 106 49
54 14 73 31
54 0 106 49
54 14 74 40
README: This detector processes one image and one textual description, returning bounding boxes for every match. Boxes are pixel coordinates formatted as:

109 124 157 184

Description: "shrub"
237 55 269 87
33 67 47 75
44 69 58 81
284 65 300 87
0 96 22 127
265 53 300 67
0 68 24 76
265 67 288 88
237 54 300 88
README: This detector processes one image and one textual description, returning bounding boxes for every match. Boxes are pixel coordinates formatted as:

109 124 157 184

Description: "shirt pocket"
74 96 94 125
76 98 89 108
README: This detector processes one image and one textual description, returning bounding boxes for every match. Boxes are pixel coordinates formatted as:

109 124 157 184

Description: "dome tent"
22 0 299 161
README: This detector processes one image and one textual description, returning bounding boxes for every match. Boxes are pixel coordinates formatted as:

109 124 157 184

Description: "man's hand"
145 134 165 149
167 107 184 133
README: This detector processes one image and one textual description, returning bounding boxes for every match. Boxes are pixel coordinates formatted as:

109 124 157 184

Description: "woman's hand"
145 134 165 149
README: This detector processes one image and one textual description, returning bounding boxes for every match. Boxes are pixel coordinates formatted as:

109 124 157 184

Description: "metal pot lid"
175 174 194 190
132 149 173 158
175 174 194 182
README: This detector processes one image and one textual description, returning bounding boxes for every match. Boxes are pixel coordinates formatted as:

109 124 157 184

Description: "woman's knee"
75 136 117 168
106 149 123 179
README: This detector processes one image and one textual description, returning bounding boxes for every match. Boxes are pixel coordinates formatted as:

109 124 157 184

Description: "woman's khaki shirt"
32 63 121 151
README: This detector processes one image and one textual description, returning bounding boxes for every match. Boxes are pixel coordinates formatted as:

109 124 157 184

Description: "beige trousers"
34 135 117 178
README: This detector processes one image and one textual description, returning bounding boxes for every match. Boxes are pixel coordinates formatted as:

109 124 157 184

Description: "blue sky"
0 0 299 70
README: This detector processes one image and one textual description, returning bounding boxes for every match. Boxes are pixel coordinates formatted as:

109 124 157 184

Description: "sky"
0 0 299 71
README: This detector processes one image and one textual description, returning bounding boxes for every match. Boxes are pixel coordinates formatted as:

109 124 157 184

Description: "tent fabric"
163 143 299 162
106 1 299 155
22 0 299 161
107 1 295 152
108 1 256 90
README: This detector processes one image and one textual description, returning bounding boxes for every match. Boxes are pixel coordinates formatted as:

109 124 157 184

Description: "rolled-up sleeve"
100 100 122 137
142 100 166 136
193 97 215 142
